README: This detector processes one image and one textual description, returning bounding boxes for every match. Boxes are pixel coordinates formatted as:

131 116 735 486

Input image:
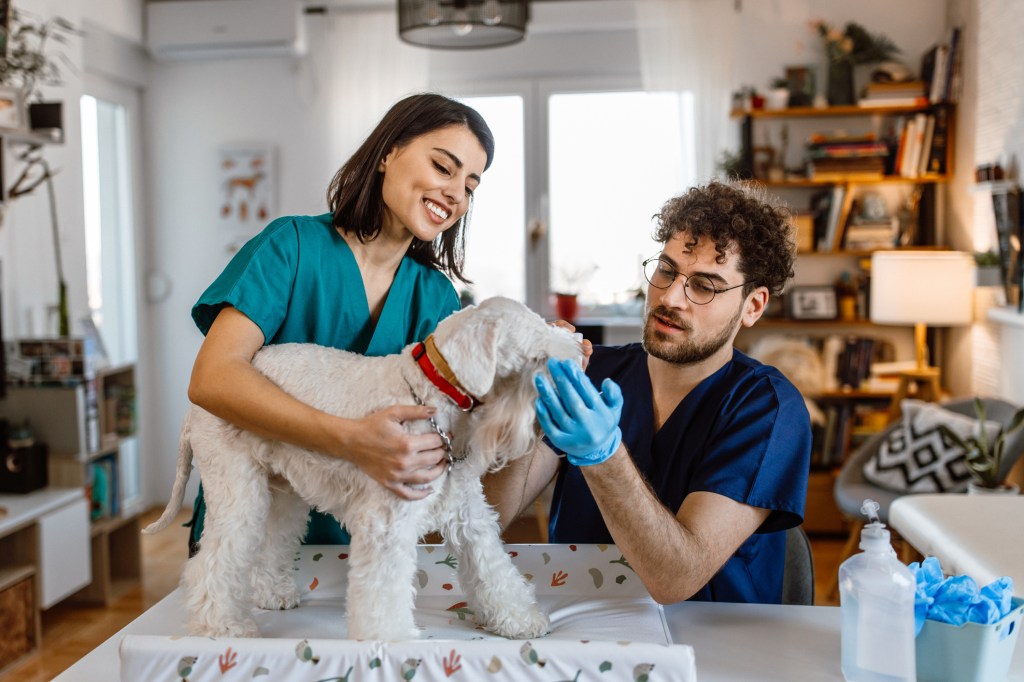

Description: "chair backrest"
781 525 815 605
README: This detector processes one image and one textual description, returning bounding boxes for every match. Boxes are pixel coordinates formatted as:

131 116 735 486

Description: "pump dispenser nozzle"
859 498 892 552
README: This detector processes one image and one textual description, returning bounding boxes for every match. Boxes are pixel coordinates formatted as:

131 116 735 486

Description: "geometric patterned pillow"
862 399 1003 493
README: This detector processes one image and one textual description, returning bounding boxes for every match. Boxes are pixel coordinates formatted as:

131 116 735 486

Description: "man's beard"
641 304 741 365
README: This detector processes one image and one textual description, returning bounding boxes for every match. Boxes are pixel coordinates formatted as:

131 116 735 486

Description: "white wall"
959 0 1024 404
3 0 982 505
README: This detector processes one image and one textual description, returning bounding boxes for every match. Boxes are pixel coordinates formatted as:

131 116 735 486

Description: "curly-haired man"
487 180 811 604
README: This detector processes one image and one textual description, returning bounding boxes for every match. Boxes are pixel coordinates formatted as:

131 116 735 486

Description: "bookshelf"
730 101 959 532
0 362 142 607
733 103 954 255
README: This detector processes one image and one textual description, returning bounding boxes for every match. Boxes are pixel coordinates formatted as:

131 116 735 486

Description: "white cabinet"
37 495 91 608
0 487 91 673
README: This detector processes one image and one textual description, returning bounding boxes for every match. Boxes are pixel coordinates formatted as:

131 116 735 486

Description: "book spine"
925 106 949 175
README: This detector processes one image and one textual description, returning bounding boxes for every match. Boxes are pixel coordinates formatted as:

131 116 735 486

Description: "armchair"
829 396 1024 598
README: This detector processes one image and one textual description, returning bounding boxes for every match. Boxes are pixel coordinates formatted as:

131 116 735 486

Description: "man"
486 180 811 604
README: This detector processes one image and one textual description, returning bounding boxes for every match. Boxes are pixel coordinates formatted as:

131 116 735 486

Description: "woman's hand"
335 406 449 500
192 307 447 501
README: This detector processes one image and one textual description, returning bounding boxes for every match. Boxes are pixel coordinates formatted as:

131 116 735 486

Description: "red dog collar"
412 337 478 412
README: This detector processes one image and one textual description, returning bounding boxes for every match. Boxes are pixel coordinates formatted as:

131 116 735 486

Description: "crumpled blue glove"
534 358 623 466
909 556 1016 633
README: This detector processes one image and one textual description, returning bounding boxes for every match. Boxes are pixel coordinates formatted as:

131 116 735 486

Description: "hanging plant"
0 9 77 101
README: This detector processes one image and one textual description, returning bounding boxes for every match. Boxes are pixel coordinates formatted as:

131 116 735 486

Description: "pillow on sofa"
863 399 1003 493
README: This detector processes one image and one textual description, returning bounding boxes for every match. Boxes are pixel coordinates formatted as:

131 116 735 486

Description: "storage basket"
916 596 1024 682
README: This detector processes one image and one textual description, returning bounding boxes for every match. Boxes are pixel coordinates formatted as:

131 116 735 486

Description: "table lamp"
870 251 974 416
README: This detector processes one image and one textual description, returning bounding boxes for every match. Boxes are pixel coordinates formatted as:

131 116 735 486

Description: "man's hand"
534 359 623 466
548 319 594 369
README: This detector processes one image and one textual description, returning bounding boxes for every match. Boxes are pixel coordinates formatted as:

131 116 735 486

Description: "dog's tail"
141 411 195 535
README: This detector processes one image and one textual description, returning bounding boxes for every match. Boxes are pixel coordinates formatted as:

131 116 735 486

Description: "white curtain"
634 0 739 183
325 9 431 161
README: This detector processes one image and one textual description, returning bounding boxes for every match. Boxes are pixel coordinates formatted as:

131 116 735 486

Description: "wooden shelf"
755 317 882 328
754 175 949 187
0 125 63 146
72 511 142 606
731 103 935 119
797 245 948 257
0 564 35 593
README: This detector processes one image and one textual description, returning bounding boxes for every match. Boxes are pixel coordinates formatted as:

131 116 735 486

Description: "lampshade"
870 251 975 326
398 0 528 49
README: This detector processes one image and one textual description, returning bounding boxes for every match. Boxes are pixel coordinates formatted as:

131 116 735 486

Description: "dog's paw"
487 608 550 640
255 587 301 611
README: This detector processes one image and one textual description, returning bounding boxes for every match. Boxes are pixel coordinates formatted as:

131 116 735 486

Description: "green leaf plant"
939 398 1024 489
0 9 77 102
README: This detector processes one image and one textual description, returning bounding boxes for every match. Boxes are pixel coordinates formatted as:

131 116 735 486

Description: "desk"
889 493 1024 595
54 542 1024 682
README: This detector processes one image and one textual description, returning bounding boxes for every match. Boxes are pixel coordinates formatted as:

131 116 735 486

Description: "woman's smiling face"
378 124 488 243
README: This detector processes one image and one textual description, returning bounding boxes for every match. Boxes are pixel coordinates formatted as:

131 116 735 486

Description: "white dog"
144 297 581 641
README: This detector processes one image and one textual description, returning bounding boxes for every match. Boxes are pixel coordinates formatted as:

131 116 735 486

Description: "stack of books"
844 216 899 251
921 26 962 104
858 80 928 108
805 132 889 181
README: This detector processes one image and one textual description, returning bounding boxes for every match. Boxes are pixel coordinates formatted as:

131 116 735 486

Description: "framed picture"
218 144 276 254
785 64 816 107
0 85 24 129
788 285 838 320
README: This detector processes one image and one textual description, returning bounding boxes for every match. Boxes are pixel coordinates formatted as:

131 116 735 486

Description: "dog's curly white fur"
144 297 581 641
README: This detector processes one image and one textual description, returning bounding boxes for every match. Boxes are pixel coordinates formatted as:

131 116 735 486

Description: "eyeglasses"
642 257 748 305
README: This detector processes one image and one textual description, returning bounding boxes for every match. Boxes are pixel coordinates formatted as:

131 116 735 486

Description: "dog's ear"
442 315 499 398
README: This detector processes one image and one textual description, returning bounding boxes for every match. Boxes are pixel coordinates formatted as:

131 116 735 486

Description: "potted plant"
765 77 791 110
974 249 1003 288
810 20 901 106
0 10 76 335
552 264 597 323
0 10 76 98
939 397 1024 494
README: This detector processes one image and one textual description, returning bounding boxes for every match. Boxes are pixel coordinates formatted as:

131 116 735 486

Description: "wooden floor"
0 508 845 681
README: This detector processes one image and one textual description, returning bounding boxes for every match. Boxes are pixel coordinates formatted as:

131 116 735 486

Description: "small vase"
966 480 1020 495
554 293 578 323
827 61 855 106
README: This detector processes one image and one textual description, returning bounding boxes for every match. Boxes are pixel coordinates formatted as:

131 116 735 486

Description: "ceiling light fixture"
398 0 528 50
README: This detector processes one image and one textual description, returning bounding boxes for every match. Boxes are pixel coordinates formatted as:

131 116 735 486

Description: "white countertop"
0 487 87 537
890 493 1024 595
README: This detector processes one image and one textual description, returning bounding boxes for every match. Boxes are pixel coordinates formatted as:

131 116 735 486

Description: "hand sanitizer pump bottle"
839 499 916 682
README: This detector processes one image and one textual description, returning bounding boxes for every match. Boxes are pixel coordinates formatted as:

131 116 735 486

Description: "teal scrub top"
188 213 460 548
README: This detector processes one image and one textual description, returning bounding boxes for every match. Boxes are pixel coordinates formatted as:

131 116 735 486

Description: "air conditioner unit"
146 0 306 61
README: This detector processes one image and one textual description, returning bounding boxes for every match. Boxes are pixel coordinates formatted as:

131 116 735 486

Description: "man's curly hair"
652 180 796 297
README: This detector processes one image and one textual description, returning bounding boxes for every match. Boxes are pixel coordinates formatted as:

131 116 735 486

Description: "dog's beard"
641 304 740 365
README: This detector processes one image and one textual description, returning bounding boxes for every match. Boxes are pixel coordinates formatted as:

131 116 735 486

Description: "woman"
186 93 494 554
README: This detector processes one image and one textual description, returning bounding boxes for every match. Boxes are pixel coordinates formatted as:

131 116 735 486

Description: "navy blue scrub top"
547 343 811 604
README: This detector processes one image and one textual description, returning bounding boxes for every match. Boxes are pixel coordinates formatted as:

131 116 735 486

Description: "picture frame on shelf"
785 64 816 107
788 285 838 320
0 86 24 129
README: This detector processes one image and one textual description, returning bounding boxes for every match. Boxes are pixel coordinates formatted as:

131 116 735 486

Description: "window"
457 95 526 304
453 86 694 316
81 82 142 510
548 91 693 307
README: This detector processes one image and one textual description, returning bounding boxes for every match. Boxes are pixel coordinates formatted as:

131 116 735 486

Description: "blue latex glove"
534 358 623 466
910 557 1016 634
929 575 979 626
